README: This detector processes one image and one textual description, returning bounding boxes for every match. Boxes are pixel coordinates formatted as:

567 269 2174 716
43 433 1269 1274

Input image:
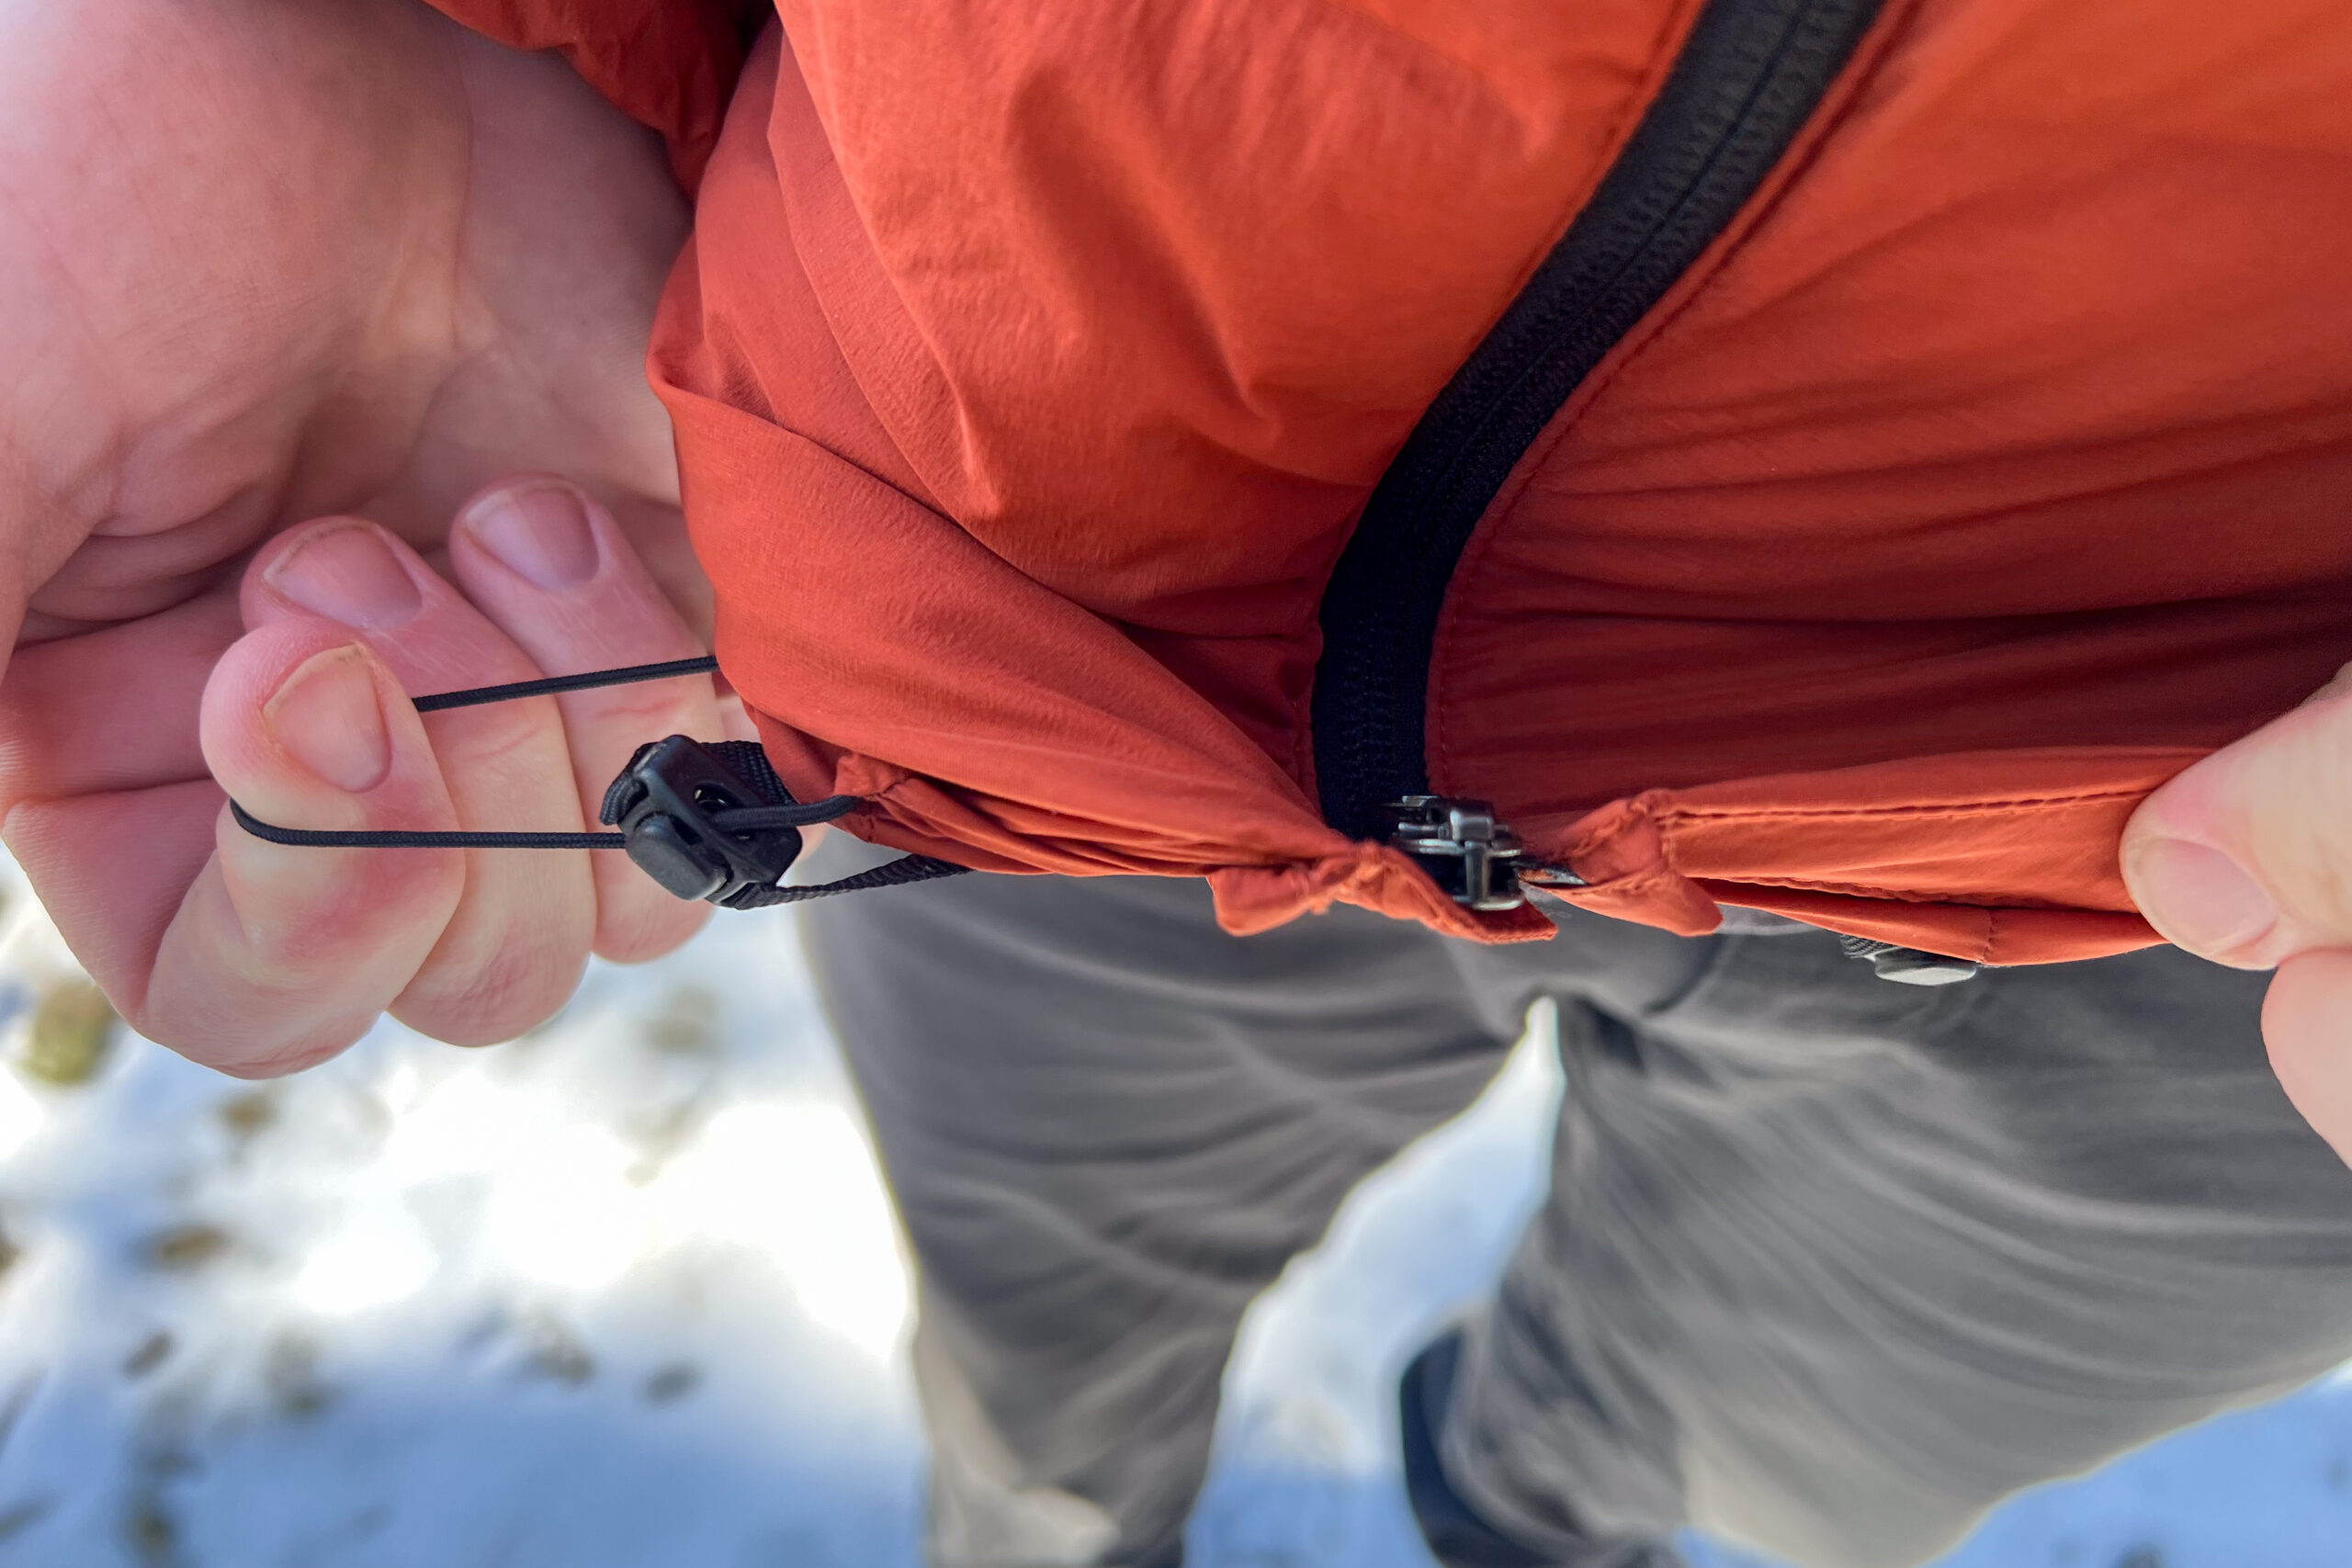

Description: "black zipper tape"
1311 0 1887 840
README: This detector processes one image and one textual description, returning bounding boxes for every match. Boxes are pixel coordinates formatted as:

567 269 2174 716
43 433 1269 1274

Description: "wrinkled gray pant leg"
799 864 1713 1568
1443 933 2352 1568
805 849 2352 1568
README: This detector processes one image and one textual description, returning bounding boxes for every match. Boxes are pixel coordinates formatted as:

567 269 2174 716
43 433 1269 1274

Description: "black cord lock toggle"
228 657 971 907
598 736 859 908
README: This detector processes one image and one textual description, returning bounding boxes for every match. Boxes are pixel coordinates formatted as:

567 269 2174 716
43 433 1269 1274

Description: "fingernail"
465 483 600 590
2129 837 2279 954
265 525 423 628
264 647 392 794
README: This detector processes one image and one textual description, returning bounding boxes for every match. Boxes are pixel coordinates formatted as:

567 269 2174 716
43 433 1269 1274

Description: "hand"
0 0 713 1073
191 483 723 1073
11 479 726 1078
2122 668 2352 1163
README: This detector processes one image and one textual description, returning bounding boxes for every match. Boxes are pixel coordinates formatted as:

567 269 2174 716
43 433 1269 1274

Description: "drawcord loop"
228 655 967 907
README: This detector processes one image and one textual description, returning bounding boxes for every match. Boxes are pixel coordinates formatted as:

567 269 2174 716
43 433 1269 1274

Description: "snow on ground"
0 853 2337 1567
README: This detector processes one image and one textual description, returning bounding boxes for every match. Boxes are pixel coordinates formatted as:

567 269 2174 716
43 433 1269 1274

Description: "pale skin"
0 0 2346 1168
0 0 725 1075
2121 671 2352 1165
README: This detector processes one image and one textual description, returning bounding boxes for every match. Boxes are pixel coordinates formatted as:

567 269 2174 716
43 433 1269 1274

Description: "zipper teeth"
1310 0 1887 841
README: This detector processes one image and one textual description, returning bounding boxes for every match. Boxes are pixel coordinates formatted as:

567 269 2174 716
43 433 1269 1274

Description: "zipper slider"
1382 795 1529 911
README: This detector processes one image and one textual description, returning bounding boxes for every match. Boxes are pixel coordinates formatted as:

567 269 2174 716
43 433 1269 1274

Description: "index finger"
141 620 464 1076
445 479 720 962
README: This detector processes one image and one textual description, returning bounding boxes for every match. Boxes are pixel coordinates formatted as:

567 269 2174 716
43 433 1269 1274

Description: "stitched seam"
1965 908 1996 964
1704 873 2100 908
1648 787 2148 826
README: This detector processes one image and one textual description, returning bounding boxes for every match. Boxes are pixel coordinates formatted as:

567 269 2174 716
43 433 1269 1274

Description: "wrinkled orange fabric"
433 0 2352 962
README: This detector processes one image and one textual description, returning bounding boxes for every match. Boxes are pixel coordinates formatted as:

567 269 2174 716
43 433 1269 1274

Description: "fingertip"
453 477 604 592
187 622 463 1011
2120 833 2279 967
143 853 440 1079
442 474 718 983
2265 950 2352 1167
200 620 439 822
389 941 586 1046
240 516 426 633
191 1026 366 1081
2122 686 2352 964
593 894 711 966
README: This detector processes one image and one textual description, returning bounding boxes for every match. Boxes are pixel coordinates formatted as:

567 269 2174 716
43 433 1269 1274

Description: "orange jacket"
435 0 2352 964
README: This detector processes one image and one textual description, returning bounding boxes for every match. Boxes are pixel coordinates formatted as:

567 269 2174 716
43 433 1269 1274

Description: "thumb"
2122 668 2352 970
2125 671 2352 1167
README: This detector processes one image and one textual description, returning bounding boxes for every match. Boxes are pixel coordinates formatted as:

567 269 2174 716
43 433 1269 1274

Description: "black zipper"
1311 0 1888 840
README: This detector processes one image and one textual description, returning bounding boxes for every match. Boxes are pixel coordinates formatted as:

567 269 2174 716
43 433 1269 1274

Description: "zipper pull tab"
1382 795 1529 911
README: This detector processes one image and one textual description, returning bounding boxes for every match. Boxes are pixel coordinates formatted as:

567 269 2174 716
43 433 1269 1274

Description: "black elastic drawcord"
233 656 735 852
229 657 866 853
227 655 971 904
226 792 865 852
410 654 724 714
228 806 629 852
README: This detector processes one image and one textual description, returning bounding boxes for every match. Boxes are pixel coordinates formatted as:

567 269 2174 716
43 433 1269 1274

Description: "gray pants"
797 855 2352 1568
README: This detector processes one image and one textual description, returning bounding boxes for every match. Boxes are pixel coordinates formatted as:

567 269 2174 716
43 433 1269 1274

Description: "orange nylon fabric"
650 25 1568 942
1435 0 2352 960
645 1 1687 943
429 0 2352 960
1430 0 2352 964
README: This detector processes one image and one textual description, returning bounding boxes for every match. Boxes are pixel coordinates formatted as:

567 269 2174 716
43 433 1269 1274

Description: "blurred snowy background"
0 849 2339 1568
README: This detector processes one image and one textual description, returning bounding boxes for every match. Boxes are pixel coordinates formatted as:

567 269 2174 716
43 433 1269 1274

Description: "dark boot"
1399 1332 1684 1568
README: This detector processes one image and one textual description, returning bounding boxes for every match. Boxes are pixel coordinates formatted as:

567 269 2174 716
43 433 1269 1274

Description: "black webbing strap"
657 739 968 908
728 845 972 907
229 655 968 903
